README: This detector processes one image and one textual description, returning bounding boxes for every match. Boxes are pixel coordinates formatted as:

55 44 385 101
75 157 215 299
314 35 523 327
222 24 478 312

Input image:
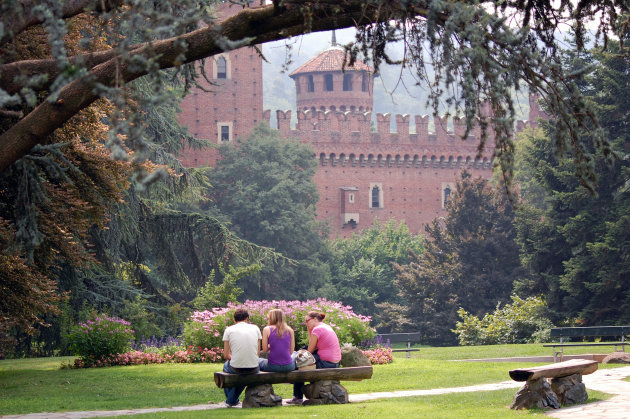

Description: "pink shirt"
312 323 341 363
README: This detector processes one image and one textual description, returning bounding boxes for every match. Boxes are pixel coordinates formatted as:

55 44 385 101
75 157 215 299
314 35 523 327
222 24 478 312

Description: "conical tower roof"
289 46 373 77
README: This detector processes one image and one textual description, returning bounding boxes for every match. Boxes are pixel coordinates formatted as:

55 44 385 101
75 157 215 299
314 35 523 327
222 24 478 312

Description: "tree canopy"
1 0 628 185
513 40 630 325
207 124 330 300
394 172 525 345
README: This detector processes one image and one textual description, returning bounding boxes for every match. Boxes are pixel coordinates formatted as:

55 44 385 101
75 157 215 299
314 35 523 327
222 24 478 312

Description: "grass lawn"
102 389 612 419
0 344 619 417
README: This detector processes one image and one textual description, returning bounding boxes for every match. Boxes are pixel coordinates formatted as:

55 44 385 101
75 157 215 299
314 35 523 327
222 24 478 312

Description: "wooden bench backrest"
378 332 422 343
550 326 630 338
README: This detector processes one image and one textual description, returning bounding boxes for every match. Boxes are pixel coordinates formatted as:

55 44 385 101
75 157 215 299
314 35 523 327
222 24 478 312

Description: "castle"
178 4 543 238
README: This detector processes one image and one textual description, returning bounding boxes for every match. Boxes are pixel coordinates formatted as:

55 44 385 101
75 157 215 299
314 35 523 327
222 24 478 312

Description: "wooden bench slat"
378 333 422 343
214 366 373 388
543 342 629 347
509 359 598 382
550 326 630 338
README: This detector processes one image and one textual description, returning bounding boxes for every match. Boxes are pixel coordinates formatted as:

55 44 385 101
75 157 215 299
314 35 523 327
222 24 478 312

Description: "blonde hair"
267 309 288 337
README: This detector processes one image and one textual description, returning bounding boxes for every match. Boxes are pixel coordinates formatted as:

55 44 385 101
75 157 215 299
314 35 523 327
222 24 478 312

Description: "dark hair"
234 308 249 322
307 311 326 321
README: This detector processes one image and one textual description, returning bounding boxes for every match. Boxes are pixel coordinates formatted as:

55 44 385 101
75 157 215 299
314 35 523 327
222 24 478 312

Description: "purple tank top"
267 326 292 365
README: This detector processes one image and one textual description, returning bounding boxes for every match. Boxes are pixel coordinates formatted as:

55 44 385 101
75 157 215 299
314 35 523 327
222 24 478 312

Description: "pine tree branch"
0 0 125 47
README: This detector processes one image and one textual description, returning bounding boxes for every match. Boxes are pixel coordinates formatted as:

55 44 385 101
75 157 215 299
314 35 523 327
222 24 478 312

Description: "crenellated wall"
269 109 497 160
263 102 545 238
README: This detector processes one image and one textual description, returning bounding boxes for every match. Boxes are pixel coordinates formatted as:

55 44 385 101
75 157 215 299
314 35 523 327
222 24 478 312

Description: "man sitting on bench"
221 308 262 407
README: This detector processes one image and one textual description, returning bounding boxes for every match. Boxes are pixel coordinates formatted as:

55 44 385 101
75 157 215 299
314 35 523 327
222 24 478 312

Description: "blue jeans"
223 361 259 405
292 353 339 399
258 357 296 372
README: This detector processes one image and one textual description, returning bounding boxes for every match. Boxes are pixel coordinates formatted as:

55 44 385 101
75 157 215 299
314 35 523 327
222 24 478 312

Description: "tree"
325 219 424 317
1 0 627 185
394 172 525 345
208 124 330 300
514 40 630 325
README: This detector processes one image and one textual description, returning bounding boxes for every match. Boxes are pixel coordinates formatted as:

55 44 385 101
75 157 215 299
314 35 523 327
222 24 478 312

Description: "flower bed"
66 345 223 368
361 346 394 364
183 298 376 350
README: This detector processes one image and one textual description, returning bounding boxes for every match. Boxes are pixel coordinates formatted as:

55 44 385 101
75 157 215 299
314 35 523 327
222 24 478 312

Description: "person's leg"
222 361 243 406
292 382 304 399
313 353 339 369
267 361 295 372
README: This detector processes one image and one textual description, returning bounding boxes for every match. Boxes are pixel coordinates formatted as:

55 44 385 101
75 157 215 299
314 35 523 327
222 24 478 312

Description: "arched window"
371 186 380 208
343 74 353 91
307 75 314 92
324 74 334 91
216 57 227 79
362 73 369 92
444 187 451 207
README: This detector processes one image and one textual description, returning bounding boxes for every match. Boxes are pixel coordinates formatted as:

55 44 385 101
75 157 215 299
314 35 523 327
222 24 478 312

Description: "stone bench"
214 365 373 408
508 359 598 410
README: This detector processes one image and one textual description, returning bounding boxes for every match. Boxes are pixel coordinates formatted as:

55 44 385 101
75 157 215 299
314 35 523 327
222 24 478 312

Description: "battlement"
265 100 543 154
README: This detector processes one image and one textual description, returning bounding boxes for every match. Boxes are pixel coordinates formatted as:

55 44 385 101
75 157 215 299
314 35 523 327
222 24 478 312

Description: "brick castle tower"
177 2 264 167
179 27 543 238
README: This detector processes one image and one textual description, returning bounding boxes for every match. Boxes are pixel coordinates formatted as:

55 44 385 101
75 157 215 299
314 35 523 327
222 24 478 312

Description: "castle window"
213 54 231 79
371 186 380 208
343 74 353 91
349 193 355 203
369 182 383 208
216 57 227 79
217 122 233 143
443 187 451 207
362 73 369 92
324 74 334 91
307 75 314 92
220 126 230 141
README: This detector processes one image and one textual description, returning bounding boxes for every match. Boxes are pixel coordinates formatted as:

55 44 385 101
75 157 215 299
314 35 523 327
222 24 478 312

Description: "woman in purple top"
258 309 296 372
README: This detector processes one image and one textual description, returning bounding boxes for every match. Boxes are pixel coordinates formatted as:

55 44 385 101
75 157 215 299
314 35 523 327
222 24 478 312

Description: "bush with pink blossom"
361 346 394 364
67 315 135 365
183 299 376 350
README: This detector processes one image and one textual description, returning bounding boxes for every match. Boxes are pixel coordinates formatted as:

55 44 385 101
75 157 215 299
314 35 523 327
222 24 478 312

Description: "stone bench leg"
510 374 587 410
242 384 283 408
551 374 588 405
302 380 349 405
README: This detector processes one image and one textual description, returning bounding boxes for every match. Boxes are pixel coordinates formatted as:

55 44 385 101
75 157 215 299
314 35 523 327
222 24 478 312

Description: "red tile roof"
289 47 373 76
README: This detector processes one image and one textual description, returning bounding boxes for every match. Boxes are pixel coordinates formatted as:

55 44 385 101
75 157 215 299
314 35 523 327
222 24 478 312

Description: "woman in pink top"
288 311 341 404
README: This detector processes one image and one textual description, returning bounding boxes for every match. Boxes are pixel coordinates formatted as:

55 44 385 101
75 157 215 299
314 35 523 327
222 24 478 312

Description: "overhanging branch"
0 0 423 173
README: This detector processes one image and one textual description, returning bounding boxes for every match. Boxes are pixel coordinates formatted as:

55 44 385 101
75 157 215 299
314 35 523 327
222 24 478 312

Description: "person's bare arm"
223 340 231 361
307 333 318 353
262 326 270 353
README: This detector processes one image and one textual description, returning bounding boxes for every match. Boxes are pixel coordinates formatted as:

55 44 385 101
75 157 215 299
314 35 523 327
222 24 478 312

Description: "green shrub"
67 315 135 363
453 295 552 345
183 299 376 350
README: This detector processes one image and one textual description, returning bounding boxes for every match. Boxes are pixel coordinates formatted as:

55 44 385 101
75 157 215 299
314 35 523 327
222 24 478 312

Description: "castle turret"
289 34 374 114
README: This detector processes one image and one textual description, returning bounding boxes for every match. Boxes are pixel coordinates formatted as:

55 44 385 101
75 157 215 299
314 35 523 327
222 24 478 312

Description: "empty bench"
509 359 598 410
214 366 373 408
543 326 629 362
377 332 421 358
